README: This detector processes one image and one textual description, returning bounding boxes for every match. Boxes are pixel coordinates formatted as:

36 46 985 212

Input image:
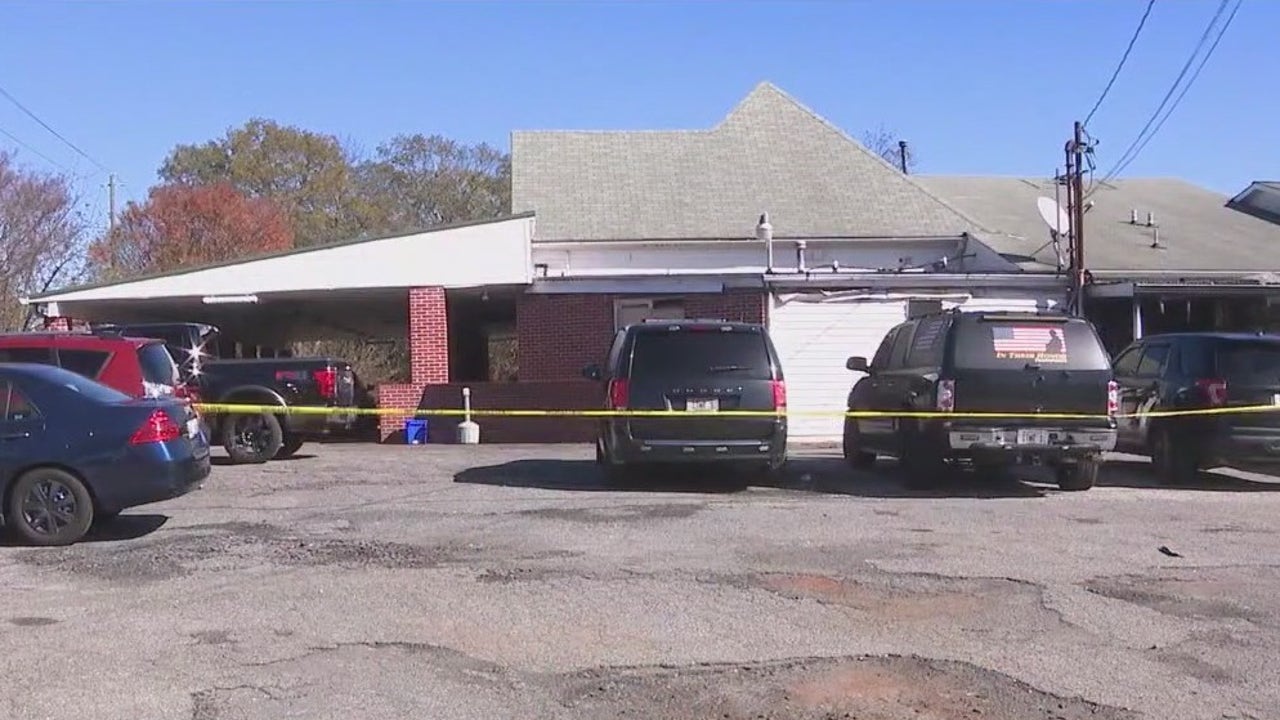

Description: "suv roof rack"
639 317 732 324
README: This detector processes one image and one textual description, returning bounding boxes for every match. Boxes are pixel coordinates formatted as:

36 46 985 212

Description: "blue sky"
1 0 1272 231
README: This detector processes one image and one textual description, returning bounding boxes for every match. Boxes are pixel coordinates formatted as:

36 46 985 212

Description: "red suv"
0 331 191 401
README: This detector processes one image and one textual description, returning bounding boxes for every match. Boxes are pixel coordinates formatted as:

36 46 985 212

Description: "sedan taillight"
129 409 182 445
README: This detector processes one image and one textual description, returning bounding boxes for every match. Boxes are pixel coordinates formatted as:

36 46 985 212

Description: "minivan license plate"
686 398 719 413
1016 429 1049 445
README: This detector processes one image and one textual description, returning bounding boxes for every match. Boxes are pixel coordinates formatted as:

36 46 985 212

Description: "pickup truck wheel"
842 419 876 470
275 435 305 459
6 468 94 546
1055 458 1099 491
222 411 283 464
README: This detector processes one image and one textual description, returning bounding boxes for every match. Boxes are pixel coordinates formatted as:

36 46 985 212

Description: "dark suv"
842 309 1117 490
583 319 788 480
1112 332 1280 483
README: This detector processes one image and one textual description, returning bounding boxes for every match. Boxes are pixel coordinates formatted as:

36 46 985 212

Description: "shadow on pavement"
1098 459 1280 492
0 513 169 547
211 453 317 467
454 454 1050 499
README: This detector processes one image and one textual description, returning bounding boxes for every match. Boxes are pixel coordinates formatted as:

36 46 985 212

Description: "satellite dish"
1037 196 1070 236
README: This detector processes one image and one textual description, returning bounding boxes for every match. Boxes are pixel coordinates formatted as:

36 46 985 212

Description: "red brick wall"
379 286 449 439
516 290 767 381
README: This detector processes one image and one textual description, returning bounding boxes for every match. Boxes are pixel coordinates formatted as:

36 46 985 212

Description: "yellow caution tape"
191 402 1280 421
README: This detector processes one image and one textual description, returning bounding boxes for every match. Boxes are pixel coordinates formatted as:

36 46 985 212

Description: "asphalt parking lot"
2 443 1278 720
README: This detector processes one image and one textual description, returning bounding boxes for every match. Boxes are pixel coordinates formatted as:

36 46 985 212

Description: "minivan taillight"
771 379 787 412
312 368 337 399
1107 380 1119 419
935 379 956 413
1196 378 1228 407
607 378 629 409
129 409 182 445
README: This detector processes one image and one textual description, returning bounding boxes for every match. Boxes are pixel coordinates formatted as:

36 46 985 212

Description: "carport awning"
26 214 536 308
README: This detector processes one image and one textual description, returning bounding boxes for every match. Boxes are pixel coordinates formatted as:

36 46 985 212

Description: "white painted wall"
34 216 536 303
770 288 1062 440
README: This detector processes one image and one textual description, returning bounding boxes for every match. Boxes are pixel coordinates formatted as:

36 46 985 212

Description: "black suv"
1112 332 1280 483
583 319 788 480
842 309 1117 490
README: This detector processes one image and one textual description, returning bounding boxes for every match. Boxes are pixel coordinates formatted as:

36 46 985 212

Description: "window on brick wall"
614 297 685 331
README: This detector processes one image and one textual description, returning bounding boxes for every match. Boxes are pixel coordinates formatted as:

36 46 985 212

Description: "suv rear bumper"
943 424 1117 461
604 421 787 466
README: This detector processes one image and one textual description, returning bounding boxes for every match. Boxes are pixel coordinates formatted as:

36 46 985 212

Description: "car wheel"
275 434 305 459
1055 457 1099 491
1150 425 1198 485
222 411 284 464
5 467 94 546
842 419 876 469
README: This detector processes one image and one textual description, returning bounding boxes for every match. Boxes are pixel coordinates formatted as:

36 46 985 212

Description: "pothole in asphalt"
516 503 703 523
1083 568 1276 625
559 655 1137 720
12 521 462 581
749 571 1053 625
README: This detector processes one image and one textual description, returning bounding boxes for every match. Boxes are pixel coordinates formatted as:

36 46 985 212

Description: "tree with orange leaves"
88 182 294 281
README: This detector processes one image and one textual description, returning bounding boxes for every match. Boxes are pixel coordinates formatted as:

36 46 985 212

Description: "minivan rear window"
137 343 179 385
953 319 1111 370
1216 341 1280 385
629 329 773 379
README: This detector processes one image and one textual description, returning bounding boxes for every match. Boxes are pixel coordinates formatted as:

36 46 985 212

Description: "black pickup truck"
92 322 358 464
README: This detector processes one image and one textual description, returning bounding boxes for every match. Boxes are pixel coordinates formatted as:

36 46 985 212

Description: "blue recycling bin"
404 418 428 445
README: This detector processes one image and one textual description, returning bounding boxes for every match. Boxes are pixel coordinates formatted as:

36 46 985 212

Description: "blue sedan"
0 362 211 546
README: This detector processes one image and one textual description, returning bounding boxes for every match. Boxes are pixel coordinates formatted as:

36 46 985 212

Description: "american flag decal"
991 325 1067 359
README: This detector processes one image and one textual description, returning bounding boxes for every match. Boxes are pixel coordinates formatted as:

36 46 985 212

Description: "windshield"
1216 341 1280 385
629 329 773 380
953 319 1111 370
53 369 132 404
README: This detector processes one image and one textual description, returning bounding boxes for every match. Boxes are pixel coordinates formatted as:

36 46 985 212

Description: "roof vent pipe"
757 213 774 273
1130 209 1138 224
1146 211 1156 227
795 239 808 273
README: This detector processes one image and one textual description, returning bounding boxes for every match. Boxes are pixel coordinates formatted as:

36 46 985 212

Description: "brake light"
607 378 629 409
935 379 956 412
312 368 337 399
129 408 182 445
174 383 201 403
1107 380 1119 418
771 379 787 411
1196 378 1228 407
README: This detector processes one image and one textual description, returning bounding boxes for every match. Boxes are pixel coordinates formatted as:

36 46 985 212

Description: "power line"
1104 0 1244 182
0 84 109 173
1093 0 1234 188
0 125 73 172
1083 0 1157 127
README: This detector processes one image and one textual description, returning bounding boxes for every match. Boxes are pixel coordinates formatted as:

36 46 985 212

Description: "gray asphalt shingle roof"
511 82 984 242
915 176 1280 273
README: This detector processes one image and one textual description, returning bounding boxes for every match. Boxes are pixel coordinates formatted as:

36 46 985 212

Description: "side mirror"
846 356 870 373
581 364 602 381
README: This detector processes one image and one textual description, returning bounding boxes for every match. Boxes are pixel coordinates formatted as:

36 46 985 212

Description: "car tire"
275 434 305 460
1055 458 1099 491
1150 425 1198 485
842 419 876 469
5 467 94 546
222 411 284 464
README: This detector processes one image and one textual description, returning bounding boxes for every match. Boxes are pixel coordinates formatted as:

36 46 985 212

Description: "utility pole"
107 173 117 231
1064 122 1087 317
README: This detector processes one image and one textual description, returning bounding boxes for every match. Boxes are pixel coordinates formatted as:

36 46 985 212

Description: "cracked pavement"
1 444 1278 719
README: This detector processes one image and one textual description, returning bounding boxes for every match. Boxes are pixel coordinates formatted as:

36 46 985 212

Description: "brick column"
379 286 449 440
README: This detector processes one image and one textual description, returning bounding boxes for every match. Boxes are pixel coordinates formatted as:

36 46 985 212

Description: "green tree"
159 118 371 246
357 133 510 230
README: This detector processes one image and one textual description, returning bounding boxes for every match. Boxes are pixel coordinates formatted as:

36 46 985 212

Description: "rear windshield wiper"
708 364 752 373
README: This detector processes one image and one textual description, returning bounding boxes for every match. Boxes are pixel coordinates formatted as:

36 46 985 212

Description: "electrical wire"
1093 0 1235 189
1103 0 1244 182
0 84 109 173
1083 0 1157 127
0 125 73 172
